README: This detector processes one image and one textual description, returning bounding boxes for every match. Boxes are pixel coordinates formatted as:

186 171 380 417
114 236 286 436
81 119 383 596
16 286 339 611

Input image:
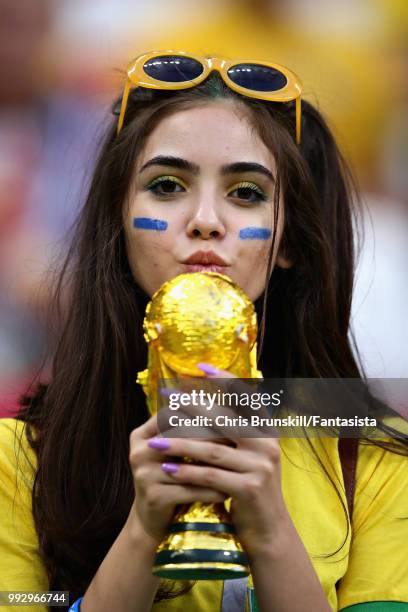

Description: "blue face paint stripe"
239 227 271 240
133 217 168 231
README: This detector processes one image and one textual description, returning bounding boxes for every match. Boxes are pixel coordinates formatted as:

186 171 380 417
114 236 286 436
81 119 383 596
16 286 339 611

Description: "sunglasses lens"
227 63 287 92
143 55 204 82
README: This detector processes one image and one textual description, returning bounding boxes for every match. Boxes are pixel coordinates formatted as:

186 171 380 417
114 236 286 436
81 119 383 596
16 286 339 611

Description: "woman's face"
123 101 289 301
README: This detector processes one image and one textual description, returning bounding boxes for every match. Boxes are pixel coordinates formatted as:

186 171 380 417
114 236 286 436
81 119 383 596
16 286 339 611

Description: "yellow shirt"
0 418 407 611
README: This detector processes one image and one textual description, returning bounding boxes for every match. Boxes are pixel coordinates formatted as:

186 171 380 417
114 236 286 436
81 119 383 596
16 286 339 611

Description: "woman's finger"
197 364 238 379
148 437 254 473
160 458 280 501
132 412 159 440
144 483 228 509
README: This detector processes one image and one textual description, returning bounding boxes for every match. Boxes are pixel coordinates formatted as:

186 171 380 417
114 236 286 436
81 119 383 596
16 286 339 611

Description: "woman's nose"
186 201 226 239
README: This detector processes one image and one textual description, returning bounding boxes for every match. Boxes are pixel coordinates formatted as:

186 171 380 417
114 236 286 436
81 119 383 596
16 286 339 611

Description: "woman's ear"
276 241 294 269
276 253 294 269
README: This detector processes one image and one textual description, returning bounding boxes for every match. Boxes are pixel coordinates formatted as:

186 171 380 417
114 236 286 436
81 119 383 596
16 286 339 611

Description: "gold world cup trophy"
137 272 262 580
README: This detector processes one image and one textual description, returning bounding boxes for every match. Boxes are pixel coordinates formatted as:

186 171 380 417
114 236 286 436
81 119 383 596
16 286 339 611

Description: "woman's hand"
131 364 291 558
149 436 288 558
128 413 228 542
128 365 330 612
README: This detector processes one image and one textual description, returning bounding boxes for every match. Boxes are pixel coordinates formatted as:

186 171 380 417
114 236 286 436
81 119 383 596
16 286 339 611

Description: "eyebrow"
140 156 195 174
224 161 275 183
139 155 275 182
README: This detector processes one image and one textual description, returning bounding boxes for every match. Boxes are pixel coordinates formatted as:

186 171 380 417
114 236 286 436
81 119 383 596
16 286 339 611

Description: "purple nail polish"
148 438 171 450
160 387 178 397
161 462 179 474
197 362 220 376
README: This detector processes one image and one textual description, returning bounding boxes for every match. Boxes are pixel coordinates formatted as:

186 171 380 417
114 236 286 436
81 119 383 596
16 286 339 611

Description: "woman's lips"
183 264 229 274
181 250 230 274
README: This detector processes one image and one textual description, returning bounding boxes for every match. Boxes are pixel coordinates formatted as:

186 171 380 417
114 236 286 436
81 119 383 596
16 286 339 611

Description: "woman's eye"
228 182 267 203
145 176 186 196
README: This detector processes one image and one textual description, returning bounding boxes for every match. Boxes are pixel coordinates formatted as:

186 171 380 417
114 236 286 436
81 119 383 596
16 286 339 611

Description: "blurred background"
0 0 407 416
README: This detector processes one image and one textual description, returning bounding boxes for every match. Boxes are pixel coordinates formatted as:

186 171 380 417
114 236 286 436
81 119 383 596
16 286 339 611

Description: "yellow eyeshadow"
229 181 264 193
146 175 188 189
228 181 266 197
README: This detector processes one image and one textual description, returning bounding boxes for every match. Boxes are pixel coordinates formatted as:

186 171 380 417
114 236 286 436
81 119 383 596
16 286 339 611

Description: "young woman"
0 51 407 612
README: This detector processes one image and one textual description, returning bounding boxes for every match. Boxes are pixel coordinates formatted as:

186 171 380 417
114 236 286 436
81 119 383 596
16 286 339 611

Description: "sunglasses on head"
117 50 302 143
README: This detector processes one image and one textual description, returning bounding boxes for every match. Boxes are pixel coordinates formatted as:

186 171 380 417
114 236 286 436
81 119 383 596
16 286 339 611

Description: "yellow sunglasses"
117 50 302 143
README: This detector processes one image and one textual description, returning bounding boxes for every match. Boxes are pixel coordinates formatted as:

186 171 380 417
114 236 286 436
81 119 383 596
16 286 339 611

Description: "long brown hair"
18 73 407 607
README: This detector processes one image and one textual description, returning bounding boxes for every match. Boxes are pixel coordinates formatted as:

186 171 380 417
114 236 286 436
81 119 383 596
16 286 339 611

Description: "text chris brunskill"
166 415 378 428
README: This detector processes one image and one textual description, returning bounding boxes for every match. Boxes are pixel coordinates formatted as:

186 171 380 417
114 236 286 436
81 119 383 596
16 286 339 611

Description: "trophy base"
152 548 249 580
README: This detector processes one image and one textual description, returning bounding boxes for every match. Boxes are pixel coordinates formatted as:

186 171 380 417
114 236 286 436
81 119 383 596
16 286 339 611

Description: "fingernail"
160 388 178 397
148 437 171 450
161 462 179 474
197 363 220 376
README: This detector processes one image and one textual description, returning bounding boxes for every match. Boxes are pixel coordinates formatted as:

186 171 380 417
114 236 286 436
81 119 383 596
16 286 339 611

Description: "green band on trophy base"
168 522 236 534
153 549 249 580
